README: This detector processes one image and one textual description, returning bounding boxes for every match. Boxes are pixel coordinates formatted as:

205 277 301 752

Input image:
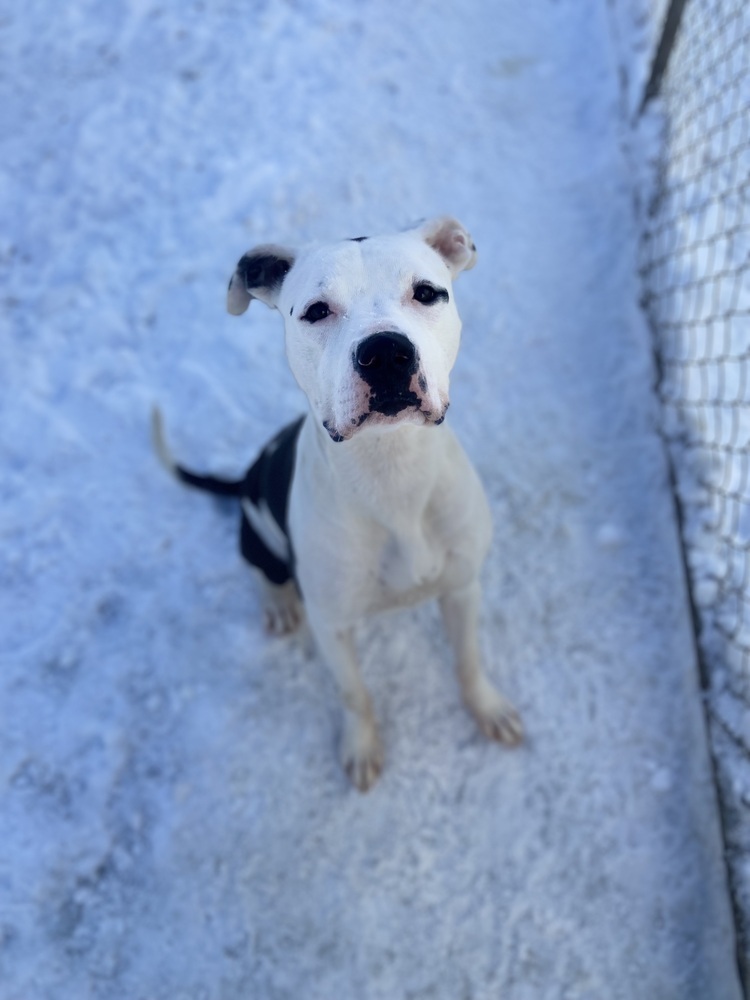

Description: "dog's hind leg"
440 581 523 746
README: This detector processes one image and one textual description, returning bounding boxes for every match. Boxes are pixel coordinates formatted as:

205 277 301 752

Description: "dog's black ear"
413 217 477 278
227 245 296 315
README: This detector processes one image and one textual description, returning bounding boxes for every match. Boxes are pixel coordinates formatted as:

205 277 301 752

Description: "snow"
0 1 743 998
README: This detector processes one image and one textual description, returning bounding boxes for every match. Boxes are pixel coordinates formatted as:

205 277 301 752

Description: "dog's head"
227 217 477 443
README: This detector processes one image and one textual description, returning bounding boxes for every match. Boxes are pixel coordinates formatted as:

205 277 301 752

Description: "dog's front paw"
341 715 384 792
465 678 523 746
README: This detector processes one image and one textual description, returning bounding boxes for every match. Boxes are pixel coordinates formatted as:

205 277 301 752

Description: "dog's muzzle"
322 332 446 442
354 332 421 416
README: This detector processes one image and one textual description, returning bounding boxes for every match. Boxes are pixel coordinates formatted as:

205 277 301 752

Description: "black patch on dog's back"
239 416 305 585
168 417 305 586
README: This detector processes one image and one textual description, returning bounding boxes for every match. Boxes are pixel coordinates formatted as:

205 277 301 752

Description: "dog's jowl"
154 216 522 791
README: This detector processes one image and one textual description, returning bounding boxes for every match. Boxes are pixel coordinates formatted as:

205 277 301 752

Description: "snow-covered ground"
1 1 743 997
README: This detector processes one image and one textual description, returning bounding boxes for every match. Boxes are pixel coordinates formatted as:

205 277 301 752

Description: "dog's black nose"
355 333 417 379
354 333 421 417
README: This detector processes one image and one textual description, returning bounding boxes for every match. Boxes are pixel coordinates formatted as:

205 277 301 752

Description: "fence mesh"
639 0 750 979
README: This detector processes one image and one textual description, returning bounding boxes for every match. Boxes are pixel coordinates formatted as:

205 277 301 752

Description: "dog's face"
227 217 477 442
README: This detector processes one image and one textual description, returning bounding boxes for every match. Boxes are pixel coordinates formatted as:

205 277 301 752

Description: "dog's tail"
151 407 244 498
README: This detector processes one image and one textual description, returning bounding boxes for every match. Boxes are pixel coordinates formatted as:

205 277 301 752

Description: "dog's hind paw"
259 578 303 637
263 604 301 637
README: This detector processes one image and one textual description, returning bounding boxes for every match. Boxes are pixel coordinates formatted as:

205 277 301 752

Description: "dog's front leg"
310 618 383 792
439 582 523 746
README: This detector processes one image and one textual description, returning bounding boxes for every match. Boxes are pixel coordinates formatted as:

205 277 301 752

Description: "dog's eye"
413 282 448 305
301 301 331 323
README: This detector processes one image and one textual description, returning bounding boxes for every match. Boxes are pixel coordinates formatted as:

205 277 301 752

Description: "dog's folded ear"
413 216 477 278
227 245 296 315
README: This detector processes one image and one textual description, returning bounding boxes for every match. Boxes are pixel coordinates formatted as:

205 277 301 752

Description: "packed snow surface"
0 1 742 997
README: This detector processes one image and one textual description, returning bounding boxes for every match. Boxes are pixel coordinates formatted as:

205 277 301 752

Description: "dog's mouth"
321 366 449 443
323 400 448 443
369 389 422 417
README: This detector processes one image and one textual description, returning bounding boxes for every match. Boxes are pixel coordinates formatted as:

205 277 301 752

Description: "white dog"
154 217 522 791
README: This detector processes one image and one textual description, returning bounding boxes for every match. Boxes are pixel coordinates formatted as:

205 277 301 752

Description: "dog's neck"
310 414 443 522
310 416 445 590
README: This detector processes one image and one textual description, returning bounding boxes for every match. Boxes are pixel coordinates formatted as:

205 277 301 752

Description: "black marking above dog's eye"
238 253 291 292
413 281 449 305
301 301 331 324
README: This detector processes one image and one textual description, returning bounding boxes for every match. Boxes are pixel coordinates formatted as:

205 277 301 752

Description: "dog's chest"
350 502 476 614
377 520 442 592
347 447 445 586
290 421 487 617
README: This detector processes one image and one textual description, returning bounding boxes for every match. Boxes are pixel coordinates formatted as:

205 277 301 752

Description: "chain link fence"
639 0 750 983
